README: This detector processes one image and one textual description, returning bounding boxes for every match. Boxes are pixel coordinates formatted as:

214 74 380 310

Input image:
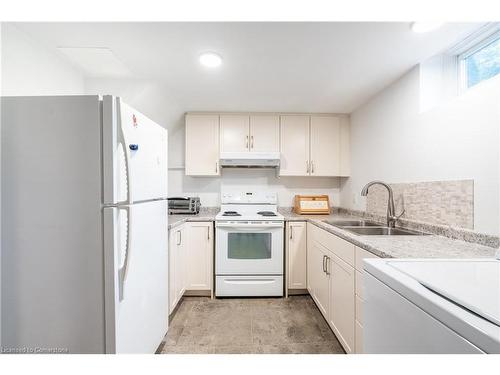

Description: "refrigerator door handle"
118 205 132 301
116 98 132 205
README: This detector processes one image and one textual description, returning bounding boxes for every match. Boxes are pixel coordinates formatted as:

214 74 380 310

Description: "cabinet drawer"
355 246 379 271
308 223 354 266
355 295 364 324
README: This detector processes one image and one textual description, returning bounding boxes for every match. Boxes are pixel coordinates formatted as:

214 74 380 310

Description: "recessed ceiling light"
199 52 222 68
411 22 445 33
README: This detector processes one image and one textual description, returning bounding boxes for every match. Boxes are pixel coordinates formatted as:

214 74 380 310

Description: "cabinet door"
168 227 181 313
249 115 279 152
279 115 310 176
220 114 250 153
185 114 220 176
310 116 340 176
339 116 350 176
287 221 307 289
185 222 213 291
177 226 187 299
307 238 330 318
328 254 355 354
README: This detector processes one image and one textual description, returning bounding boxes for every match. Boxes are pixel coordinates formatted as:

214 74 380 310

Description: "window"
460 31 500 89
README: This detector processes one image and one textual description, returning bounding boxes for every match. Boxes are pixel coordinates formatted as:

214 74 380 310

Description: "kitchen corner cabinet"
169 224 187 313
185 221 213 291
286 221 307 290
306 222 356 354
280 115 349 177
185 114 220 176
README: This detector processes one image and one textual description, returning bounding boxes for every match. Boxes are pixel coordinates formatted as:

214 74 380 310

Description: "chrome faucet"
361 181 404 228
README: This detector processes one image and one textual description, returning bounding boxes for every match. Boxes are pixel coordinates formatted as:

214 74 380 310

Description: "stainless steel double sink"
323 219 428 236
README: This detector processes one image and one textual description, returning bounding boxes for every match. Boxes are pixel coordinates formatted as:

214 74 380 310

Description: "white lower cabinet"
328 254 355 354
169 224 186 313
185 221 213 291
353 246 380 353
306 222 357 354
169 221 214 315
306 235 331 318
286 221 307 290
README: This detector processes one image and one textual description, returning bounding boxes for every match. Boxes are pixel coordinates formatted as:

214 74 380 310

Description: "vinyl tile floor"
158 295 345 354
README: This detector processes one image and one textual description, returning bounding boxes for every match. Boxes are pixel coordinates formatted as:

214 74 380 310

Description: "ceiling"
12 22 481 113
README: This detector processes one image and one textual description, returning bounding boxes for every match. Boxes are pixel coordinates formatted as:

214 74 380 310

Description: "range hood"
219 152 280 168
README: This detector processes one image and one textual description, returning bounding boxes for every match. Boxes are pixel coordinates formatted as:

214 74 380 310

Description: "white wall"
0 23 86 344
340 67 500 235
1 23 85 95
169 168 340 207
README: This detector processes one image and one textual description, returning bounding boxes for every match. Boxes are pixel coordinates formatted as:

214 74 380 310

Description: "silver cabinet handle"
250 135 254 149
207 226 210 240
246 135 249 149
290 226 293 240
325 256 331 275
215 161 218 173
177 230 181 246
311 160 315 174
322 255 326 273
306 160 310 174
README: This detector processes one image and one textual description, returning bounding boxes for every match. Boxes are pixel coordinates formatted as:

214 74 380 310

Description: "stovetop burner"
257 211 277 217
222 211 242 217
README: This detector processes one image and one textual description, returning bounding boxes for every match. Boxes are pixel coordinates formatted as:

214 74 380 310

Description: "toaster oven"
167 197 201 215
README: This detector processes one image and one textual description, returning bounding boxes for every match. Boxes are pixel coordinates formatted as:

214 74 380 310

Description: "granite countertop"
168 208 498 259
168 208 218 230
280 210 497 259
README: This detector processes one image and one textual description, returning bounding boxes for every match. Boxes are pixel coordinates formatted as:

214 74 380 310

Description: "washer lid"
388 260 500 326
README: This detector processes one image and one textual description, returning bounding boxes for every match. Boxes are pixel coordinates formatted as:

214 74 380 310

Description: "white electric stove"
215 192 285 297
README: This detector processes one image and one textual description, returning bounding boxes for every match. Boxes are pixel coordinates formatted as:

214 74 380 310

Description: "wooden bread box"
293 195 331 215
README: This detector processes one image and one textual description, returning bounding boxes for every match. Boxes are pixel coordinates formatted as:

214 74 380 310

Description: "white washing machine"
363 258 500 354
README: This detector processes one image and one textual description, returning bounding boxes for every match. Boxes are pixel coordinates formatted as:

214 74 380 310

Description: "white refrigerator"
1 95 169 353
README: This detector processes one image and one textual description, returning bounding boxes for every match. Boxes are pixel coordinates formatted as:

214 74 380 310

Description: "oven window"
228 233 272 259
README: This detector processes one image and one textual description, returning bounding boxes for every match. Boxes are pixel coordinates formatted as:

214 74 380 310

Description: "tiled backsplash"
365 179 474 229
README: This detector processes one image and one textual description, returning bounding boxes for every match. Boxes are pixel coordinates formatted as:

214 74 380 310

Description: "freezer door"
103 200 169 353
103 96 168 204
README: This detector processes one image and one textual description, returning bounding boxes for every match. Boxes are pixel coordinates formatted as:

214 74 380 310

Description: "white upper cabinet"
310 116 341 176
280 114 348 177
249 115 280 152
339 116 351 176
185 112 350 177
279 115 310 176
185 114 220 176
220 114 250 152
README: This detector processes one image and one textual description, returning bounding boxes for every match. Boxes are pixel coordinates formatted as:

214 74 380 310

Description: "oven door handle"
216 223 283 230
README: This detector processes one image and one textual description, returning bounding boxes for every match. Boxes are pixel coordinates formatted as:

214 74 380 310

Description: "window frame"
457 29 500 91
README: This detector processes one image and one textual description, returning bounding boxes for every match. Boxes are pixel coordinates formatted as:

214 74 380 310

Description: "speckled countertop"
168 208 498 259
168 207 219 230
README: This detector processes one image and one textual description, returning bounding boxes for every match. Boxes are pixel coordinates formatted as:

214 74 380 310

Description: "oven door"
216 221 284 275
